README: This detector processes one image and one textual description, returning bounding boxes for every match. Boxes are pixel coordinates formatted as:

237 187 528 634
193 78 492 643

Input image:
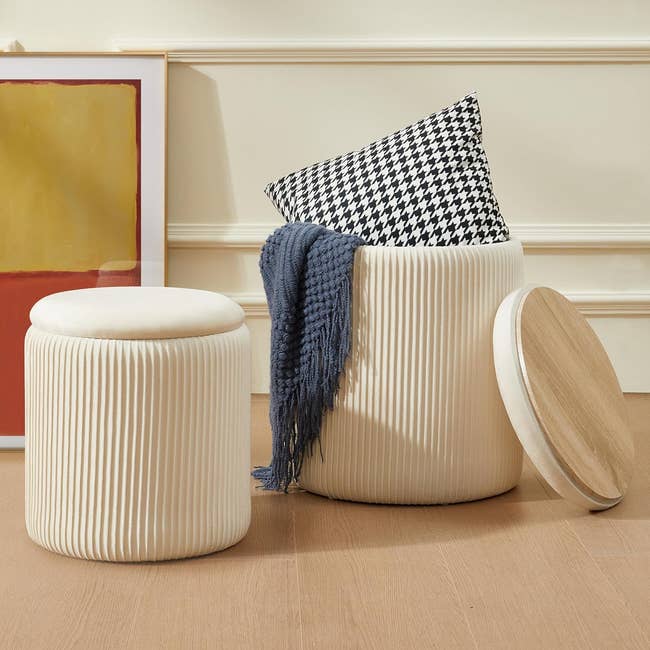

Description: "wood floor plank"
563 395 650 638
0 477 301 650
437 499 649 649
496 455 556 503
292 494 477 650
0 426 301 650
596 555 650 633
123 548 300 650
566 394 650 558
1 394 649 649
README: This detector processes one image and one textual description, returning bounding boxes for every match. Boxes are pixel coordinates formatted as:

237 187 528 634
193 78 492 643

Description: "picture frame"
0 52 167 449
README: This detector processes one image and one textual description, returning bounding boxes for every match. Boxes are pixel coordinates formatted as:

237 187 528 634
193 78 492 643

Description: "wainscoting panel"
156 39 650 392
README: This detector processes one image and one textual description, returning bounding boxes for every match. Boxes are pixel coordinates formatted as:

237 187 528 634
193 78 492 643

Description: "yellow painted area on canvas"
0 82 138 273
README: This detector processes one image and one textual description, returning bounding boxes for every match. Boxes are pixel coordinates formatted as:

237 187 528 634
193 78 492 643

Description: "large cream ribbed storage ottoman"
24 287 251 561
300 240 524 504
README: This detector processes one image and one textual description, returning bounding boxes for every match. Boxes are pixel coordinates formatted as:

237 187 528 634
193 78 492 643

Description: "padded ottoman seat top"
30 287 245 340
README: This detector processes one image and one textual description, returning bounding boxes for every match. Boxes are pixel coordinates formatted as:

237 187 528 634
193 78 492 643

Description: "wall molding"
227 293 269 318
168 222 270 249
114 39 650 64
227 291 650 319
510 224 650 249
167 222 650 251
566 292 650 317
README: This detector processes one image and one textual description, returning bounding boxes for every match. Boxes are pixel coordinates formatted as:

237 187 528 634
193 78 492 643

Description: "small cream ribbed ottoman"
24 287 251 562
300 240 524 504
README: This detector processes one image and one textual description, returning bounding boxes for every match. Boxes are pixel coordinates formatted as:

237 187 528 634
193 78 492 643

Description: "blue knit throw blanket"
253 222 366 491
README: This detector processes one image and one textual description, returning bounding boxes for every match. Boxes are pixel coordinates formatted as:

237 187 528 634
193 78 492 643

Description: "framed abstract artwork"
0 53 167 448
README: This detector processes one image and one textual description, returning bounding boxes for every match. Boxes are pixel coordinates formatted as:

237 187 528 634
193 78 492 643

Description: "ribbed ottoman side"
24 326 251 561
300 240 524 504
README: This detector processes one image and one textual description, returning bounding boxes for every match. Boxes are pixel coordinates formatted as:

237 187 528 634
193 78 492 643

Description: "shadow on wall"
166 65 250 292
167 64 236 224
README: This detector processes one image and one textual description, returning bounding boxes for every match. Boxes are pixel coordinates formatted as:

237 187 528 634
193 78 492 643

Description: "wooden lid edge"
493 286 621 511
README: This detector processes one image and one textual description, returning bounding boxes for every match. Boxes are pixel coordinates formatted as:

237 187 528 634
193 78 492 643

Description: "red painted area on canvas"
0 270 139 435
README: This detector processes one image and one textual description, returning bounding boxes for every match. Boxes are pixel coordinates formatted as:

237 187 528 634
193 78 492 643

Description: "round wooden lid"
493 286 635 510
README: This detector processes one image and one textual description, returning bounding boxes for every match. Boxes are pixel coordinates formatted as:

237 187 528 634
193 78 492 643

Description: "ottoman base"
299 241 525 505
28 531 250 563
299 482 520 506
25 326 251 562
300 431 522 506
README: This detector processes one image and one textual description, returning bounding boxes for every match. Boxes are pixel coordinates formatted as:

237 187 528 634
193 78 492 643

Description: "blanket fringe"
253 241 360 492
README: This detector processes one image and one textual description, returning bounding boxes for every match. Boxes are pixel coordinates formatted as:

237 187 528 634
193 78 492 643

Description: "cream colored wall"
164 60 650 392
4 2 649 391
5 1 650 48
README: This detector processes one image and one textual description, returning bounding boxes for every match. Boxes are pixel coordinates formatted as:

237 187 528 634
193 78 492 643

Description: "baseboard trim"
114 38 650 64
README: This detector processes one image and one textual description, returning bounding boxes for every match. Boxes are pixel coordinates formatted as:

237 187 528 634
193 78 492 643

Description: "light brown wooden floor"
1 395 649 649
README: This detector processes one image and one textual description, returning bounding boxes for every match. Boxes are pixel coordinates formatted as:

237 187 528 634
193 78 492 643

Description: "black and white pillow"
265 93 509 246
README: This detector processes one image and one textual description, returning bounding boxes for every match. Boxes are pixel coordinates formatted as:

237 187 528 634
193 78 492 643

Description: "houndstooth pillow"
265 93 509 246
